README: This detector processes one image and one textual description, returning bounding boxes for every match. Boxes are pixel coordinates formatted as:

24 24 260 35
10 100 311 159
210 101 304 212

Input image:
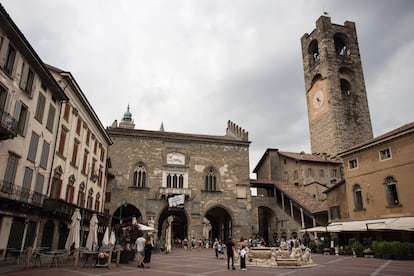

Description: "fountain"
246 245 315 268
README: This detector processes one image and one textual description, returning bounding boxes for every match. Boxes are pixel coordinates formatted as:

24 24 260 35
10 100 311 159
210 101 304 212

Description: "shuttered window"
28 132 39 162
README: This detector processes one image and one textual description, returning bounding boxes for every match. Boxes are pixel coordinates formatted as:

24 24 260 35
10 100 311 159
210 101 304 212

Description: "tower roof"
123 104 132 121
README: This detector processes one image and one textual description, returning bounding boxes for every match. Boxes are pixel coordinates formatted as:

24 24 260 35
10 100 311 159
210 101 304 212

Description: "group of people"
213 237 247 271
134 234 153 269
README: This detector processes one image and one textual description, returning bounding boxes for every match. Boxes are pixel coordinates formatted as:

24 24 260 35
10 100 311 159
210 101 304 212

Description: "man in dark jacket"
226 238 235 270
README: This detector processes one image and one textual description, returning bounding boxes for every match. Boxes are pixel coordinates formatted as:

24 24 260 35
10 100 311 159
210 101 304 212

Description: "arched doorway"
258 206 276 246
112 203 142 225
204 206 232 243
41 220 54 248
158 208 188 241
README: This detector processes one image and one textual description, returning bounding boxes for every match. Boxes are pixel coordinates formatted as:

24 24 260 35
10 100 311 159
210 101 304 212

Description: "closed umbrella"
65 208 81 251
85 214 98 250
102 226 110 246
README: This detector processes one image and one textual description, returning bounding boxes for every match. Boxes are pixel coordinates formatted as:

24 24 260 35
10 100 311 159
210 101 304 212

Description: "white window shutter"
20 62 28 90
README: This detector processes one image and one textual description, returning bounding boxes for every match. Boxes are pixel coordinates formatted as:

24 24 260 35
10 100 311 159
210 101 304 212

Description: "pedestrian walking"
135 234 146 268
226 237 235 270
213 238 219 258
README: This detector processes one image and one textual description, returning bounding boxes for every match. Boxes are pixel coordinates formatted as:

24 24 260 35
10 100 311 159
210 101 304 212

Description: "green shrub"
372 240 384 255
351 241 364 256
401 242 414 256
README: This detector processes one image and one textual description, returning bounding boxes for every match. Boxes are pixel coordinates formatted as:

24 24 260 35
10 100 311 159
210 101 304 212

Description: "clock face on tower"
312 90 324 109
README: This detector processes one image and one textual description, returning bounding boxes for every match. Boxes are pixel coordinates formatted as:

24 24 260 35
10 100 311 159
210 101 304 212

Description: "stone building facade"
251 149 343 244
105 112 253 243
301 16 373 156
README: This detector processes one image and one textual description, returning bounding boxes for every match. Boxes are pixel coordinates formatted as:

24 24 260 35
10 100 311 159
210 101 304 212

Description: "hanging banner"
168 194 185 208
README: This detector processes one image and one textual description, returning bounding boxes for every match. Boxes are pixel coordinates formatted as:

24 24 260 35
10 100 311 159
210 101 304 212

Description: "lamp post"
119 200 127 224
80 164 98 247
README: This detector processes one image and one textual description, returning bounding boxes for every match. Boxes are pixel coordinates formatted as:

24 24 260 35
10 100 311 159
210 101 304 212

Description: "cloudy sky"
2 0 413 177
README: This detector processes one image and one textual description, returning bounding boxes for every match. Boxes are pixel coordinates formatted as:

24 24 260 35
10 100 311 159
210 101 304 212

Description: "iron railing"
0 108 18 139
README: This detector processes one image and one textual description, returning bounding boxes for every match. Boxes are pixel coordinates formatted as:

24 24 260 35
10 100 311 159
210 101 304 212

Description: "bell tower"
301 16 373 156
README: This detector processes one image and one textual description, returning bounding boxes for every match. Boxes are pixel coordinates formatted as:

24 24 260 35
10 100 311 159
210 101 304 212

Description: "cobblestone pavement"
1 248 414 275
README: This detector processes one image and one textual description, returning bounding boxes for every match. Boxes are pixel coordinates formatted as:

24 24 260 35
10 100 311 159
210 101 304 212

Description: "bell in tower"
301 16 373 156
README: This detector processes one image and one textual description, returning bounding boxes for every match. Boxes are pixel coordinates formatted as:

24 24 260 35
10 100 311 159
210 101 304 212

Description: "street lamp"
80 164 98 247
119 200 127 224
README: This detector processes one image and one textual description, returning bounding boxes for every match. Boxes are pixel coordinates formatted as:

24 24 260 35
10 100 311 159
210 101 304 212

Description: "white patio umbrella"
65 208 81 251
102 226 110 246
85 214 98 250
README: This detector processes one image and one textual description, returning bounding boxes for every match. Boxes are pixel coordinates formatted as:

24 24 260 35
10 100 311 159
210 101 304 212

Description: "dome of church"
123 105 132 121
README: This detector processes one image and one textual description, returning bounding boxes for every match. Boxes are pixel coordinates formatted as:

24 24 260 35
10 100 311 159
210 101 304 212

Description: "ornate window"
353 184 364 210
77 182 85 207
384 176 399 206
65 175 75 203
87 188 93 209
166 173 184 188
95 193 101 211
133 164 146 188
205 168 217 192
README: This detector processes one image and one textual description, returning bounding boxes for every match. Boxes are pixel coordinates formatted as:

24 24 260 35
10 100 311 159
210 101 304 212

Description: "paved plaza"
1 248 414 275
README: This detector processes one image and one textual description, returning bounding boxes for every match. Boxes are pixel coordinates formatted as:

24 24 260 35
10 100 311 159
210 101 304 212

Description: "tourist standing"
226 237 235 270
239 245 246 270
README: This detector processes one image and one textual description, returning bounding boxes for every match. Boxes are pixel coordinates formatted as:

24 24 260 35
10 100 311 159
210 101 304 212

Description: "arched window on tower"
353 184 364 211
334 33 349 56
340 79 351 96
384 176 400 206
205 168 217 192
133 164 146 188
308 39 320 66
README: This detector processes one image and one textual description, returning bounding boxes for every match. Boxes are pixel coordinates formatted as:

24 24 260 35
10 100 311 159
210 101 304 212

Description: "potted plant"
349 238 364 257
333 236 339 255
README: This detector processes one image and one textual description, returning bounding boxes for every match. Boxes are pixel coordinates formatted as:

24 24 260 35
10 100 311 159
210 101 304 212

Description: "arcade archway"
112 203 142 225
258 206 276 246
204 206 232 242
158 208 188 240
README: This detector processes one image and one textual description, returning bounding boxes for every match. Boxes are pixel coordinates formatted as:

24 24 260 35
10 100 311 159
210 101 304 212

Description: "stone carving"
167 152 185 165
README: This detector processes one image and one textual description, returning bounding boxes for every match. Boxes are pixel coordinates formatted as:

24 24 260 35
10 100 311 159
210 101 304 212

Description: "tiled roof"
279 151 342 164
272 180 328 214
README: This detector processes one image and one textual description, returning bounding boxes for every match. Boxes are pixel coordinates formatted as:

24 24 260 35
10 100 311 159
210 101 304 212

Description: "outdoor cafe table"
45 249 67 267
31 247 49 267
6 248 21 264
80 249 98 268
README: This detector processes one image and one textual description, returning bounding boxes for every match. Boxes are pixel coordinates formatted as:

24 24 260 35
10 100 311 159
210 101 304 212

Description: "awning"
299 226 328 233
300 217 414 233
